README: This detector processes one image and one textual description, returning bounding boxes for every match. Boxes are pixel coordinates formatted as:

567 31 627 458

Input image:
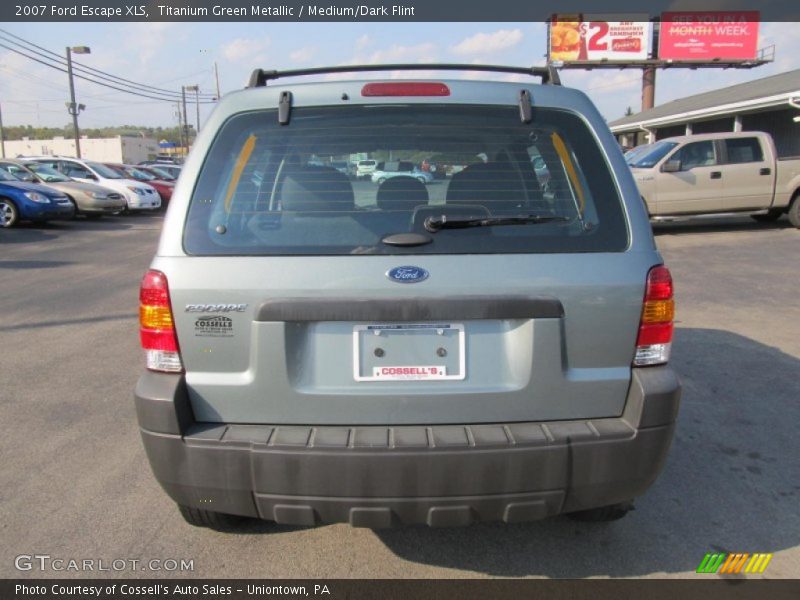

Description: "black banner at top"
3 0 800 22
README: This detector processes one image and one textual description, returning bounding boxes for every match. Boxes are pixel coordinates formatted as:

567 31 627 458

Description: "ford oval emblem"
387 266 429 284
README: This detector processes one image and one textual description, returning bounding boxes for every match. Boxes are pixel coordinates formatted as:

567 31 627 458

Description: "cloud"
567 71 642 94
355 34 372 51
318 44 437 81
289 46 316 63
758 21 800 73
123 22 179 66
450 29 523 56
221 37 269 63
365 42 437 64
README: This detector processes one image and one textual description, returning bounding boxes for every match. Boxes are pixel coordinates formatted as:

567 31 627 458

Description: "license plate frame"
353 323 465 382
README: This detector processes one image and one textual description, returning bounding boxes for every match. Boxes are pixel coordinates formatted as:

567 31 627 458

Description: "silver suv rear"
135 64 681 529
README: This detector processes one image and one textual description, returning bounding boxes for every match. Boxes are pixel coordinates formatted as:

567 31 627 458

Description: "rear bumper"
135 368 680 527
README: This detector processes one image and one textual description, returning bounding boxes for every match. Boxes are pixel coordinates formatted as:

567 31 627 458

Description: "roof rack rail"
247 64 561 88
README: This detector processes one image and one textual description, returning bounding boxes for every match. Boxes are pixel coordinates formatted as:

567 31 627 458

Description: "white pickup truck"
627 131 800 227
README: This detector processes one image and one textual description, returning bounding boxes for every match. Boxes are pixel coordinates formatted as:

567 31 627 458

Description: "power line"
0 41 218 104
0 28 218 100
0 62 164 104
0 63 69 95
0 37 217 103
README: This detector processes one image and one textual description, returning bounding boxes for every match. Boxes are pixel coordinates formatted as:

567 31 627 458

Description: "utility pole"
66 45 91 158
181 85 188 155
214 61 221 100
0 102 5 158
174 103 182 151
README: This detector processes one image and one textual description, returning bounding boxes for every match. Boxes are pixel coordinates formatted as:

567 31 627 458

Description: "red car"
104 163 174 205
138 165 177 182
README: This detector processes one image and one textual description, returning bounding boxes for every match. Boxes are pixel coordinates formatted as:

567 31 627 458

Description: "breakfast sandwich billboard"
549 15 652 63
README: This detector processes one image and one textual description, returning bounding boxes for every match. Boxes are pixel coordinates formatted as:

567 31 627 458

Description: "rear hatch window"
184 105 628 255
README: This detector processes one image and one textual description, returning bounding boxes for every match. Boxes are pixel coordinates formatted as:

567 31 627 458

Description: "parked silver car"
135 64 680 530
371 161 434 185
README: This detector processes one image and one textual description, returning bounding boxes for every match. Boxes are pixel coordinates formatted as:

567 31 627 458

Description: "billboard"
549 15 652 63
659 12 760 61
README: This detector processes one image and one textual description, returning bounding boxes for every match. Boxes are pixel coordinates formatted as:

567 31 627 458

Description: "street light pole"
182 85 201 151
183 84 200 134
66 45 90 158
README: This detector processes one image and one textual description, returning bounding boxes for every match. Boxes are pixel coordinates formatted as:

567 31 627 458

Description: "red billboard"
659 12 760 61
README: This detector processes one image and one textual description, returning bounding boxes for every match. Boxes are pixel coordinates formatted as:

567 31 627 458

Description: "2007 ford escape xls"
135 64 681 529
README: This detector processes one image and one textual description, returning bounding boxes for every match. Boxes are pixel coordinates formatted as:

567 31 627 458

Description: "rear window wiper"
424 214 571 232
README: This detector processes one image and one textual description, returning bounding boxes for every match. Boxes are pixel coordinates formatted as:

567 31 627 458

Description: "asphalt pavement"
1 213 798 579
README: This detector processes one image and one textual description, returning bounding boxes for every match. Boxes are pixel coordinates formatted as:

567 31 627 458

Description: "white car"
26 156 161 211
355 159 378 179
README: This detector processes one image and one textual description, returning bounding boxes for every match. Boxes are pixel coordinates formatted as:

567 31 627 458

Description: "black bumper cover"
135 368 680 527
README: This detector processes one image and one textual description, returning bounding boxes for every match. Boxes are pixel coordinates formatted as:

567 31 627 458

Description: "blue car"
0 167 75 228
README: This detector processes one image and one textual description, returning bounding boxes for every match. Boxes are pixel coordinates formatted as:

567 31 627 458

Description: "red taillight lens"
645 265 673 300
637 322 674 346
361 82 451 97
140 328 178 352
634 265 674 366
139 269 183 372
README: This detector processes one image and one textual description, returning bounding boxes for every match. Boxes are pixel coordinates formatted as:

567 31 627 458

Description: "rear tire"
178 504 247 530
788 194 800 228
0 198 19 228
567 501 634 522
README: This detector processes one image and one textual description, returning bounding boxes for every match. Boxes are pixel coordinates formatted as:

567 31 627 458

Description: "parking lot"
1 213 798 579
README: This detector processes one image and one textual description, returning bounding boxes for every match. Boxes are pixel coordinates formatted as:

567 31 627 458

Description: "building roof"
609 68 800 133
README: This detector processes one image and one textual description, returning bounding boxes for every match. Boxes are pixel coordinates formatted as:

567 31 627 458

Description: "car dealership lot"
0 214 798 579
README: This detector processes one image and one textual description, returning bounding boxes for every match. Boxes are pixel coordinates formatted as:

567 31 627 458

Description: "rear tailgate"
161 252 650 425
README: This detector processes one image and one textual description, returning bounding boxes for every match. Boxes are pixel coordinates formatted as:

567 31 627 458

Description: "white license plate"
353 323 465 382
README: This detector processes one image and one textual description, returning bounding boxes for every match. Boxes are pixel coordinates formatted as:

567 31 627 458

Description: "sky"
1 21 798 131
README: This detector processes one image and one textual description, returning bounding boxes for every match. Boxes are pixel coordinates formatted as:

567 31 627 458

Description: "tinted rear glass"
184 105 628 255
724 138 764 164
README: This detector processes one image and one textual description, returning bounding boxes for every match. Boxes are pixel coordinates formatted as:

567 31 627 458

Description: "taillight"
139 269 183 372
361 82 450 97
634 265 674 366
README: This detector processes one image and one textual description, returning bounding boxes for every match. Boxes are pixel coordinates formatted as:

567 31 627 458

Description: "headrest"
376 176 429 211
280 165 355 212
446 162 526 212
